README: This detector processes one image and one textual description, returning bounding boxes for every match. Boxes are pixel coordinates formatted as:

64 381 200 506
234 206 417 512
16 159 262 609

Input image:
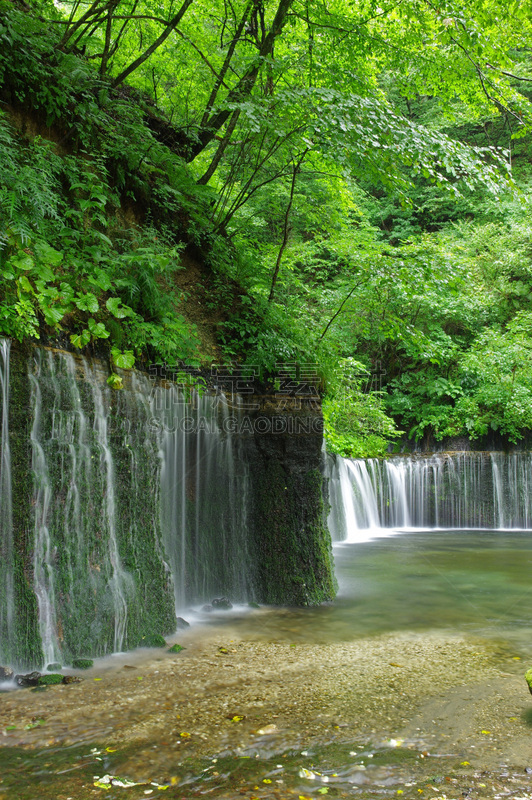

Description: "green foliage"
3 0 532 452
0 101 201 364
323 358 401 458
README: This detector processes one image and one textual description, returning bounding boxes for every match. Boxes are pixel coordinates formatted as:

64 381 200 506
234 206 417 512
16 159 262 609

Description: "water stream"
326 452 532 538
0 339 14 666
1 344 252 668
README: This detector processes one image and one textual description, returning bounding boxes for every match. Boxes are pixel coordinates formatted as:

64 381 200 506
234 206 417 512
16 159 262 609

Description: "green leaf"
88 269 113 292
17 275 34 294
106 296 133 319
87 317 110 338
111 347 135 369
70 329 91 349
34 241 63 267
107 372 123 389
42 305 66 326
75 292 99 313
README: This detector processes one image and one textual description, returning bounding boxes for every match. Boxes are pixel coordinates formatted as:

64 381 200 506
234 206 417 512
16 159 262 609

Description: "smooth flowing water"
326 452 532 536
201 529 532 656
0 339 14 666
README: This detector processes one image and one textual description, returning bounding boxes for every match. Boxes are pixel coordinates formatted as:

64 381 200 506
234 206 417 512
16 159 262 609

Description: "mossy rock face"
139 634 167 648
167 643 184 653
71 658 94 670
46 663 62 672
525 667 532 694
38 674 63 685
239 398 337 607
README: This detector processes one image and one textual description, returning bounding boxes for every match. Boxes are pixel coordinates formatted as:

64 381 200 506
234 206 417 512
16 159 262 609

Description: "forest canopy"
1 0 532 453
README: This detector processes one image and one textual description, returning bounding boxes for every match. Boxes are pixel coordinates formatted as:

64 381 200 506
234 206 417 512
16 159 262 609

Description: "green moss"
38 674 62 685
167 643 184 653
252 464 337 605
525 667 532 694
71 658 93 669
138 634 167 648
0 342 43 670
243 404 337 607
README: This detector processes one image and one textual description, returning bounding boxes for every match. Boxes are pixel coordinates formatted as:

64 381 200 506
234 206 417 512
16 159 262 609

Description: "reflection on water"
221 530 532 650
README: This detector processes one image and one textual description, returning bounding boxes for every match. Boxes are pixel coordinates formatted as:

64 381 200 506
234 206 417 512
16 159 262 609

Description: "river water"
200 529 532 653
2 527 532 800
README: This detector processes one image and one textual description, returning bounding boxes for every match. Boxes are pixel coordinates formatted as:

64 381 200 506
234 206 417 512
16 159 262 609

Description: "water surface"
221 529 532 654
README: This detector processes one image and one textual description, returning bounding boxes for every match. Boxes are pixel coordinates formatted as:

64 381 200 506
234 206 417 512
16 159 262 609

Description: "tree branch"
268 149 308 303
112 0 194 87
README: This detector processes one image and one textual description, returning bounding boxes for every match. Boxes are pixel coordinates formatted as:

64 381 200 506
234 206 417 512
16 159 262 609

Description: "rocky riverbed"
0 622 531 799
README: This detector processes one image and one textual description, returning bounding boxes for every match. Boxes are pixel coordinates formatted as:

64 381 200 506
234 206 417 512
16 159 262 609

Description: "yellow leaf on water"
481 730 491 735
232 715 245 722
105 747 117 753
180 732 190 738
460 761 470 766
263 779 272 784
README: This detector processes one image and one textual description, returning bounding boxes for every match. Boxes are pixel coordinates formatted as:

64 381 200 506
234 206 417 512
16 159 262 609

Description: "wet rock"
211 597 233 610
248 602 260 609
46 663 62 672
15 671 41 687
38 674 63 685
0 666 14 681
123 664 137 670
72 658 94 669
62 675 83 684
176 617 190 629
201 604 213 613
525 667 532 695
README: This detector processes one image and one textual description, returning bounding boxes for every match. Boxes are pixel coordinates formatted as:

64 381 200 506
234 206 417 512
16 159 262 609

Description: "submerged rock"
525 667 532 695
201 604 213 613
0 666 14 681
15 671 41 687
62 675 83 684
211 597 233 610
176 617 190 629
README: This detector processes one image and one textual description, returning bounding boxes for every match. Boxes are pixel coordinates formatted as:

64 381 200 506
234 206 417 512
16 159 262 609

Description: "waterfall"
155 382 251 612
0 339 14 665
15 346 252 667
327 452 532 540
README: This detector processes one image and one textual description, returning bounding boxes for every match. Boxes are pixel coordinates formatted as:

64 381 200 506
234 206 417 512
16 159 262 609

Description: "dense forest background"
1 0 532 456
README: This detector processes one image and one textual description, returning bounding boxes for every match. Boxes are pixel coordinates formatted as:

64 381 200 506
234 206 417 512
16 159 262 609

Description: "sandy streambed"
0 625 531 799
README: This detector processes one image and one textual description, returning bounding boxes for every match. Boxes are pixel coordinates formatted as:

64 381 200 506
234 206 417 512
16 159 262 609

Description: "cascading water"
327 452 532 540
0 339 14 666
155 381 251 612
14 345 251 667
